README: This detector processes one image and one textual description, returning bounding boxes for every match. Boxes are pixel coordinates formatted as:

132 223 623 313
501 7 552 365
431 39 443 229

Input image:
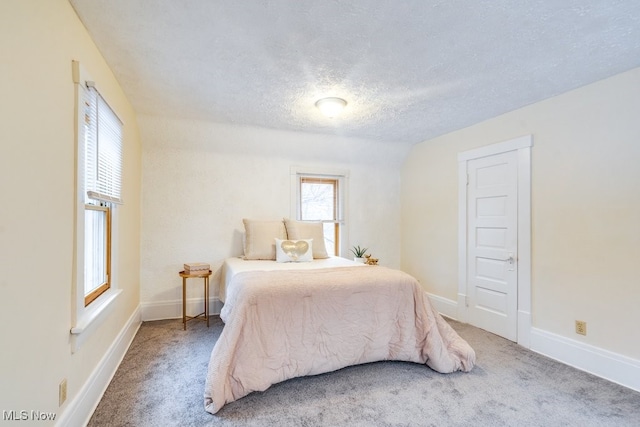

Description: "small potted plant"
350 245 368 263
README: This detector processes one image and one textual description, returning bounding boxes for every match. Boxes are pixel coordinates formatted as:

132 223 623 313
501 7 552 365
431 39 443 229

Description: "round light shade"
315 97 347 118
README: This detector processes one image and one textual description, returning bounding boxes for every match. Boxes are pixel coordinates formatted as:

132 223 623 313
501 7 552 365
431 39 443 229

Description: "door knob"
506 253 515 271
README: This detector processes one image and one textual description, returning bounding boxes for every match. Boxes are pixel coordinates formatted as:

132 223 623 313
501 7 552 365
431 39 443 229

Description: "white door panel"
467 150 518 341
476 287 508 314
476 227 507 251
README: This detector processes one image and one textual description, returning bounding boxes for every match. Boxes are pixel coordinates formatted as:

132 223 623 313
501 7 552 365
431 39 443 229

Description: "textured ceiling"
69 0 640 144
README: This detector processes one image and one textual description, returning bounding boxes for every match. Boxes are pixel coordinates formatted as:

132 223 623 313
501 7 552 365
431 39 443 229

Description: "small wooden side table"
179 270 212 330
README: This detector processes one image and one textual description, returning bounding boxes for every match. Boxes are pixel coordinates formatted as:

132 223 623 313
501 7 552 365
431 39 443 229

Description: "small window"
292 168 347 256
79 80 123 306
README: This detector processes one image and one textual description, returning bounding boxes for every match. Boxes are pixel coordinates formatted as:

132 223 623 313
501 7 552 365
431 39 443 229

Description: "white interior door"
467 150 518 341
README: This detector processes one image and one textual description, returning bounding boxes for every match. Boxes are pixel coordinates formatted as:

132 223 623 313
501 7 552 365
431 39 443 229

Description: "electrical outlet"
59 379 67 406
575 320 587 336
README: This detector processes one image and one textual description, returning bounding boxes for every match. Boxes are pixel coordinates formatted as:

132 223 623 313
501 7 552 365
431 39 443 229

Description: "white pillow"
275 238 313 263
283 219 329 259
243 219 287 260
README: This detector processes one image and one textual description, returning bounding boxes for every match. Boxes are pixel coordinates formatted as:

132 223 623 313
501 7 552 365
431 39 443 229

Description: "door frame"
457 135 532 347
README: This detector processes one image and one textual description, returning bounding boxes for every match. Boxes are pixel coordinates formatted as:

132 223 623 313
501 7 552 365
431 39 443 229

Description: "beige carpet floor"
88 316 640 426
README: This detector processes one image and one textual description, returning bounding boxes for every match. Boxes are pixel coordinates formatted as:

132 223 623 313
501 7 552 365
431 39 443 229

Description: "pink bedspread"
204 266 475 414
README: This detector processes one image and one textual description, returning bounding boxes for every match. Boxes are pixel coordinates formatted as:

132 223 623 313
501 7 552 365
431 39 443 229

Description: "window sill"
70 288 122 353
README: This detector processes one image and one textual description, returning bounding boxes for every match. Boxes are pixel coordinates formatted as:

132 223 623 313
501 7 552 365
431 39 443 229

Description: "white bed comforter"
204 264 475 414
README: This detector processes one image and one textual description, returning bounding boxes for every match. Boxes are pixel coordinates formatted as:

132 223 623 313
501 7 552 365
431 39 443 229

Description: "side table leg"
182 277 187 330
205 276 210 327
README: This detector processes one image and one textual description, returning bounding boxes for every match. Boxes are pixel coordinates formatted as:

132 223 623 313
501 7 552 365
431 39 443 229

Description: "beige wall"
0 0 141 422
139 115 411 314
401 67 640 359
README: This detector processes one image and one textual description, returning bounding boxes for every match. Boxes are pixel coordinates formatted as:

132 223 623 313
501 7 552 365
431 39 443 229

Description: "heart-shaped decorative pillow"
275 238 313 262
281 240 309 260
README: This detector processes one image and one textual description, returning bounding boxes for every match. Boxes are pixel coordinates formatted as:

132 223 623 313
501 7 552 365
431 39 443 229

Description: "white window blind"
84 82 123 204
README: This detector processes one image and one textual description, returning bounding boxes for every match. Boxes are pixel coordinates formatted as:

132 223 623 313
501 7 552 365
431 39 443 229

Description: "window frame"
299 177 340 255
70 60 123 352
290 166 349 257
80 77 122 306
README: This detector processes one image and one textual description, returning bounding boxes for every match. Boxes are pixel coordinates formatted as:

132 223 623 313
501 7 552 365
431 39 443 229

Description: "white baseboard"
530 327 640 393
425 294 639 393
55 305 141 427
141 297 223 321
426 292 458 320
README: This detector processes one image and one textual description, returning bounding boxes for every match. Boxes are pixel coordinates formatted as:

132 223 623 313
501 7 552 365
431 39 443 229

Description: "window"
71 61 125 350
80 81 122 306
291 167 348 256
73 62 123 312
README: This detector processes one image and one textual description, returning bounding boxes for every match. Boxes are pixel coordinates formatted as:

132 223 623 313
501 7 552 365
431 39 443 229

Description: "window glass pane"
323 223 337 256
300 180 336 220
84 208 107 295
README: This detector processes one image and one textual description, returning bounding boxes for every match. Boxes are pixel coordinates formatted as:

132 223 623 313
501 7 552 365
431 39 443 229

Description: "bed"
204 256 476 414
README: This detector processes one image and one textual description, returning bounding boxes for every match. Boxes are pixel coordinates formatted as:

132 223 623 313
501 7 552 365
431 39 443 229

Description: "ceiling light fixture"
315 97 347 118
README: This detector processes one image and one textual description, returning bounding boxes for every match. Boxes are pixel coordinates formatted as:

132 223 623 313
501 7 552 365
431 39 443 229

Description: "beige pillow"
283 219 329 259
243 219 287 260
